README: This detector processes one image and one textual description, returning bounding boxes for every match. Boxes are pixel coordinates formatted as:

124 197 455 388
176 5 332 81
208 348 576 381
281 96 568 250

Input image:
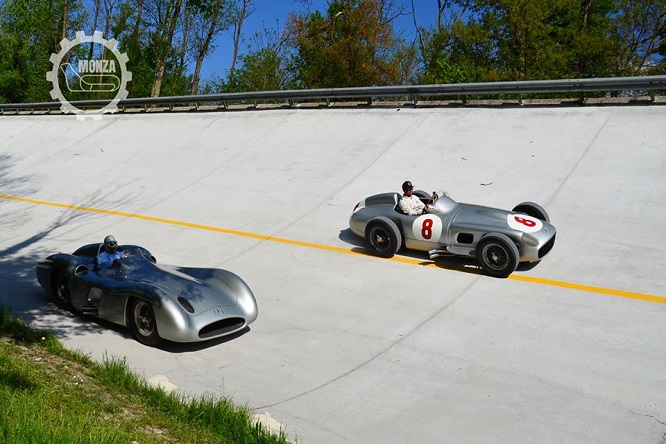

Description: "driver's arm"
96 253 111 267
399 197 412 214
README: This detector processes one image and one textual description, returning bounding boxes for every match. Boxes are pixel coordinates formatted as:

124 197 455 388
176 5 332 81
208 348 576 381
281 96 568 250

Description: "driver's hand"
112 258 122 267
423 205 429 213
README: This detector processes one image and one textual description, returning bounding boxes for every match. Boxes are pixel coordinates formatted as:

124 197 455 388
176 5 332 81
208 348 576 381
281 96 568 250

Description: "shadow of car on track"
67 314 252 353
156 327 251 353
0 250 110 341
341 228 488 276
340 228 542 277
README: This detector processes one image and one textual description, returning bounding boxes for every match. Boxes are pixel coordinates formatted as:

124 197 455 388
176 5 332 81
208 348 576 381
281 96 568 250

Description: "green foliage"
0 0 86 103
435 58 469 84
225 25 297 92
417 0 660 83
285 0 406 88
230 47 291 91
608 0 666 75
0 0 664 102
0 307 290 443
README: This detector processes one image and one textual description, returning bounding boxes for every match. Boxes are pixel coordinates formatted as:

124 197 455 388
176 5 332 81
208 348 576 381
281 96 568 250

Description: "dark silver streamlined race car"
349 190 556 278
36 243 258 346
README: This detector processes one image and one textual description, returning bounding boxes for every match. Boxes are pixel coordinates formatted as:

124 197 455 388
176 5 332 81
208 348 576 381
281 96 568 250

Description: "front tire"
51 271 73 311
476 233 519 278
129 299 161 346
365 217 402 258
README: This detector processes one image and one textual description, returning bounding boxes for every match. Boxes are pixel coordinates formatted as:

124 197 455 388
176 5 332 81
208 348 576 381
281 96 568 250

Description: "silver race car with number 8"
349 190 556 278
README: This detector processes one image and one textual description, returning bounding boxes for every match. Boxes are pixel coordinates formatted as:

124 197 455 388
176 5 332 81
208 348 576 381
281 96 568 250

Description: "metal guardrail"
1 75 665 114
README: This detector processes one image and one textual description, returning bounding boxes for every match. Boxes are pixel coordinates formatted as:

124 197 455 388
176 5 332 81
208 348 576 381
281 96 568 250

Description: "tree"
417 4 494 84
226 24 295 92
285 0 407 88
608 0 666 75
417 0 617 83
187 0 235 94
227 0 255 82
0 0 85 103
143 0 183 96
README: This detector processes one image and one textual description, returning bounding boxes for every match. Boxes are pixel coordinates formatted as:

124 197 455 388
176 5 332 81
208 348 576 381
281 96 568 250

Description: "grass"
0 306 291 444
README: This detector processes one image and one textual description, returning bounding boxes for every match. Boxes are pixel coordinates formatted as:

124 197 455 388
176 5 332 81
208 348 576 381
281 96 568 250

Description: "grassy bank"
0 307 290 443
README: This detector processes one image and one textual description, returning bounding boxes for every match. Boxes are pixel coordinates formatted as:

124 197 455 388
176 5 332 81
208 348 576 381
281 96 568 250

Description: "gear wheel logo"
46 30 132 121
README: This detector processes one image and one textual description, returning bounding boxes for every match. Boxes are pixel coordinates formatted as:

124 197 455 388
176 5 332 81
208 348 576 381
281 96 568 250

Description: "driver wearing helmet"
97 235 123 267
399 181 428 215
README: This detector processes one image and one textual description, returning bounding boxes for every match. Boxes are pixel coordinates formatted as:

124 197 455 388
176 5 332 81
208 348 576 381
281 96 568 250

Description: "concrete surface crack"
627 408 666 427
255 275 479 409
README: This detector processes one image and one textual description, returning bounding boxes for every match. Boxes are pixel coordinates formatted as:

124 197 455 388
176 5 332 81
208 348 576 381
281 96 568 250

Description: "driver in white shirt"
399 181 429 215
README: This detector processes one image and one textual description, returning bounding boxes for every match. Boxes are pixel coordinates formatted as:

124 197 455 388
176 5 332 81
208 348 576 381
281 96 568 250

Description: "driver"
97 235 123 267
399 181 429 215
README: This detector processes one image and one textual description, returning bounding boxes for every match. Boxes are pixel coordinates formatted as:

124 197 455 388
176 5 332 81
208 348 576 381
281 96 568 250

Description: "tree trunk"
152 0 183 97
229 0 253 82
61 0 69 41
89 0 101 59
191 11 219 94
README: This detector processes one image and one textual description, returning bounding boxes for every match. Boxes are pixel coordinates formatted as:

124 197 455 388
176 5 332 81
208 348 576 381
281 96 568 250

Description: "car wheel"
129 299 162 346
476 233 519 278
51 271 73 311
365 216 402 258
512 201 550 222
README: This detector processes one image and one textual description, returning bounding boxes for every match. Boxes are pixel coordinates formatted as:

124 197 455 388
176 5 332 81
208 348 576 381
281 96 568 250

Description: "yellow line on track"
2 193 665 304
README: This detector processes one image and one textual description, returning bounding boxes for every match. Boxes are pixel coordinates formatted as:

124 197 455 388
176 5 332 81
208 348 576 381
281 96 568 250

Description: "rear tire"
129 299 161 346
512 201 550 222
476 233 519 278
365 217 402 258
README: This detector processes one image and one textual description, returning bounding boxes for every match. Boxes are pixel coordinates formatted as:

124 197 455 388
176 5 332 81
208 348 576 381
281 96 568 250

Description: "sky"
198 0 439 81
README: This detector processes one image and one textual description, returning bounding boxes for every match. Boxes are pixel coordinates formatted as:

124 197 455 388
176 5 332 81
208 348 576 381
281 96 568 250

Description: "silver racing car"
36 243 258 346
349 190 556 278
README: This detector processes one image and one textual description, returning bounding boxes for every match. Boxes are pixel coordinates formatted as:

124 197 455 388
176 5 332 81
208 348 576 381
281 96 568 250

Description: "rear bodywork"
36 244 258 343
349 191 556 263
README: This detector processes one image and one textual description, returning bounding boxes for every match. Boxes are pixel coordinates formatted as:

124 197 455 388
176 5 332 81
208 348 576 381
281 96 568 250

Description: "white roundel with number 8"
412 215 443 241
507 213 543 233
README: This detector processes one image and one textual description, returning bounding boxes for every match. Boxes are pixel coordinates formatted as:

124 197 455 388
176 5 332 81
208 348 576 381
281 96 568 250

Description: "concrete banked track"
1 105 665 443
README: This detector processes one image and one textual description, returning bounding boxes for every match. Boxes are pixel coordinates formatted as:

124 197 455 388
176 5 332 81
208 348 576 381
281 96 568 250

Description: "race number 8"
514 216 536 228
422 219 434 239
507 213 542 233
412 215 442 242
